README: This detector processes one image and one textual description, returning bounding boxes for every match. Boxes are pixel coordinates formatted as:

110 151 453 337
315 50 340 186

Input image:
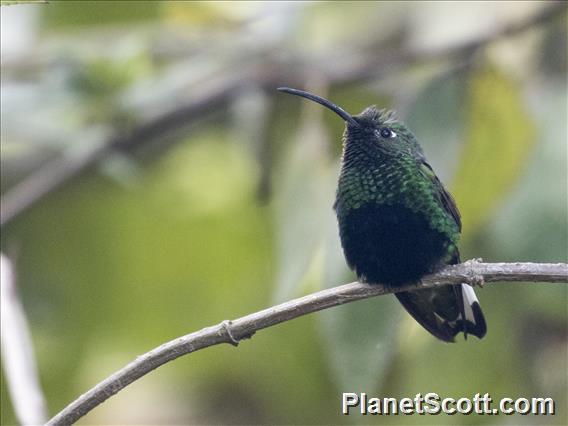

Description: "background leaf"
452 66 537 234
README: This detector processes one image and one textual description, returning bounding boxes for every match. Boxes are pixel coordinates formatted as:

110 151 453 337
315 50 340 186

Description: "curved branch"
46 261 567 425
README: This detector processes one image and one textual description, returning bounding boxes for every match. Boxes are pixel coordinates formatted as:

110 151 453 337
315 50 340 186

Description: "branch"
0 71 249 226
2 3 565 226
46 261 567 425
0 1 49 5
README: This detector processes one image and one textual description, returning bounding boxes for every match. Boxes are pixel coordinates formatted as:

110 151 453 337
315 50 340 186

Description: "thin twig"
1 253 48 424
2 3 565 226
0 1 49 5
46 261 567 426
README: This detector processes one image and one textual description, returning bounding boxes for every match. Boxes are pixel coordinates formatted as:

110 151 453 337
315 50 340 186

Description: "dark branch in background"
45 261 568 426
1 3 565 226
328 1 567 86
0 72 249 226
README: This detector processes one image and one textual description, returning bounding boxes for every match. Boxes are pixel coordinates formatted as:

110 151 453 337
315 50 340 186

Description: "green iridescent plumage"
335 109 460 265
279 88 486 342
338 122 459 237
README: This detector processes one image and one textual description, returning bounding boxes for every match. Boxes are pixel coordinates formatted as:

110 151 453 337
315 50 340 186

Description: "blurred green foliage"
453 66 536 233
41 1 160 29
1 1 566 425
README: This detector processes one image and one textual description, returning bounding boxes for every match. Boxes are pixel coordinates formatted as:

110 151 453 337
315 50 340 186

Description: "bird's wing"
410 160 487 341
418 161 462 232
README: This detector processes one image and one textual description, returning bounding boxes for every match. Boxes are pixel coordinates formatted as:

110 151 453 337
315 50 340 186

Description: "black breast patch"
338 203 453 285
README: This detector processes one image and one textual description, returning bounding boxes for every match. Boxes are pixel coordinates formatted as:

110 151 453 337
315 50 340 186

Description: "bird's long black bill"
277 87 359 127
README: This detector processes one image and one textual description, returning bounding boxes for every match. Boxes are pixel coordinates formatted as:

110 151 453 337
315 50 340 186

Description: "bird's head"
277 87 423 161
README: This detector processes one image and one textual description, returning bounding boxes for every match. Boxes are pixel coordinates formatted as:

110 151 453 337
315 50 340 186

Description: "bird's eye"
379 127 396 138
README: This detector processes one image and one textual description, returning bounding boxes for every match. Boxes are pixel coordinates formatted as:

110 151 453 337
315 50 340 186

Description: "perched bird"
278 87 486 342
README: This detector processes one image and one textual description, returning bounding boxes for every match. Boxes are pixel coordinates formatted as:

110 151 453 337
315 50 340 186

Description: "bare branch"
0 1 49 5
1 253 48 425
46 261 567 426
2 2 565 226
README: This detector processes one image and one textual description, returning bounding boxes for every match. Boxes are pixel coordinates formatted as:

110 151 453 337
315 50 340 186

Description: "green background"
1 1 566 424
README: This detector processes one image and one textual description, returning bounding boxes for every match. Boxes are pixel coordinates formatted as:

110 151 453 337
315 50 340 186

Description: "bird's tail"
395 284 486 342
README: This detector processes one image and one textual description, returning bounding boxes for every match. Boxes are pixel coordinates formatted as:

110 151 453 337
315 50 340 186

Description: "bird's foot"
465 258 485 288
221 320 240 346
220 320 256 346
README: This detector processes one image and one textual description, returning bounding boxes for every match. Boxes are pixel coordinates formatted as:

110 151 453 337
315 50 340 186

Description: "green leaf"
452 66 536 234
41 1 160 30
318 289 401 395
272 110 336 302
405 70 468 184
161 2 242 28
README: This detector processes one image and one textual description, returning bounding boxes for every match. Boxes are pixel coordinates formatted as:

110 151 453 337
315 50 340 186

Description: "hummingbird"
278 87 486 342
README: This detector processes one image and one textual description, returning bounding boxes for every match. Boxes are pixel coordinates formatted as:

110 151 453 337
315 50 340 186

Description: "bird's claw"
465 258 485 288
221 320 239 346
